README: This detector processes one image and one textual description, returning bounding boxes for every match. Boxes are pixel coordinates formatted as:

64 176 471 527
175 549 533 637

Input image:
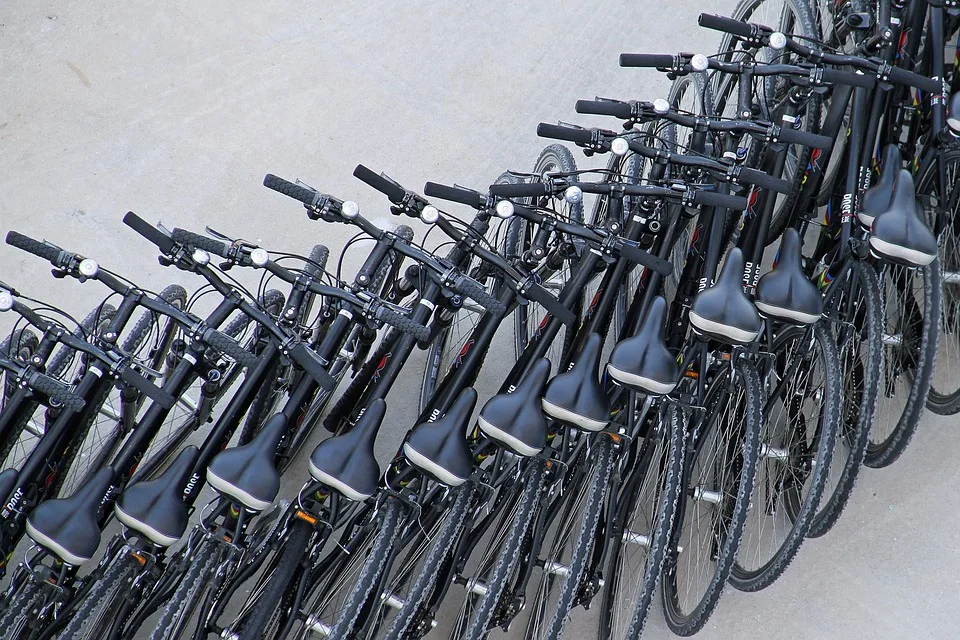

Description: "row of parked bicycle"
0 0 957 638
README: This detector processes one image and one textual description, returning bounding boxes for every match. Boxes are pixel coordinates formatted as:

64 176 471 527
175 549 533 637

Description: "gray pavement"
1 1 958 638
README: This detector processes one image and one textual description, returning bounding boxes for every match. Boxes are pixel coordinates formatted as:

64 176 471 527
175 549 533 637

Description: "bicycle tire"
809 260 883 537
661 357 762 636
58 552 141 639
238 517 312 640
526 436 614 640
383 481 478 640
455 458 547 640
148 538 224 640
729 323 841 590
865 260 942 467
599 403 684 640
0 577 48 640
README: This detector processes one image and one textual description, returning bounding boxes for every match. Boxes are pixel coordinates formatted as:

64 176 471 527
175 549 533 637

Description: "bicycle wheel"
0 576 50 640
382 482 478 640
299 498 404 639
808 260 882 537
524 435 614 640
661 357 762 636
865 260 941 467
730 323 841 590
714 0 822 245
450 458 547 640
599 403 684 640
232 517 313 639
148 537 232 640
510 145 583 372
59 551 141 639
916 151 960 414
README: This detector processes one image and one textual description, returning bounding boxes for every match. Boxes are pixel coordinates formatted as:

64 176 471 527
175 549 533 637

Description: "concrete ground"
1 0 958 638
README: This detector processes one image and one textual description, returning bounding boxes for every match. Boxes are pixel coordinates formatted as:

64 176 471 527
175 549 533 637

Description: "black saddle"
541 333 609 431
115 446 199 547
404 387 477 486
478 358 551 456
870 169 938 267
859 144 901 228
26 467 115 566
206 413 286 511
607 296 680 395
755 229 823 325
689 248 761 344
309 398 384 501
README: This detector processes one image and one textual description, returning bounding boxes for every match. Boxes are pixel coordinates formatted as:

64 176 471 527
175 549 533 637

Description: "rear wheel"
59 552 141 639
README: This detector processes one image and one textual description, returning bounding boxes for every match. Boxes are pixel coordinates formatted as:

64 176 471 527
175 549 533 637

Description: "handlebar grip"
262 174 320 206
451 275 507 317
691 190 747 210
118 367 176 409
617 243 674 277
886 66 941 94
423 182 486 209
575 100 633 119
5 231 63 264
353 164 406 203
489 182 551 198
170 228 230 259
820 68 875 89
619 53 676 68
521 283 577 327
374 305 432 342
202 328 259 368
123 212 177 255
536 123 594 145
288 342 336 392
776 126 832 150
738 167 792 194
27 372 85 411
698 13 756 38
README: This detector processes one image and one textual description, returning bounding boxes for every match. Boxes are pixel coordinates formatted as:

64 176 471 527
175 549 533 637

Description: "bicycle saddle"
0 468 18 505
542 333 609 431
115 446 199 547
689 248 762 344
207 413 287 511
870 169 938 267
607 296 680 395
404 387 477 486
478 358 551 456
755 228 823 325
859 144 902 228
309 398 385 501
25 466 115 566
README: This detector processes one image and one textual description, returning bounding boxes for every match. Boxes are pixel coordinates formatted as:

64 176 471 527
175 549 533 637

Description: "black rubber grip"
619 53 676 68
5 231 62 263
353 164 406 203
820 68 876 89
170 228 230 258
536 123 594 144
262 174 320 206
886 66 940 94
374 305 432 342
739 167 792 194
691 190 748 210
202 328 258 368
28 372 85 411
451 274 507 316
489 182 551 198
423 182 486 209
122 212 177 255
777 126 832 149
523 283 577 327
575 100 633 119
118 367 176 409
698 13 755 38
288 342 336 392
617 243 674 277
